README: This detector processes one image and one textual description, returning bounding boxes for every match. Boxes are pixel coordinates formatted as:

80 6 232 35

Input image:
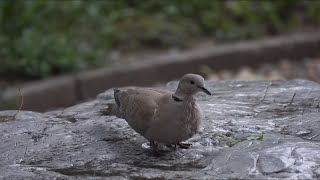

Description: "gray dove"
110 73 211 155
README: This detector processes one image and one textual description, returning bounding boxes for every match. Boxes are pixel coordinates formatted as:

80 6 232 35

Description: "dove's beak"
197 86 211 95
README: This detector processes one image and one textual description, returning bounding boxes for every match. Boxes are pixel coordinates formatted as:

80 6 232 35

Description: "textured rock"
1 79 320 179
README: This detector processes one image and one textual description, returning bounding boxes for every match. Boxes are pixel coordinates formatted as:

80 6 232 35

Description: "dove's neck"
173 89 195 102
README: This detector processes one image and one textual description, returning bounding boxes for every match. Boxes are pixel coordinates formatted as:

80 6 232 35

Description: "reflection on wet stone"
1 79 320 179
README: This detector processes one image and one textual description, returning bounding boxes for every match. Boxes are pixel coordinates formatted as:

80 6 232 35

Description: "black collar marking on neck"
172 95 183 102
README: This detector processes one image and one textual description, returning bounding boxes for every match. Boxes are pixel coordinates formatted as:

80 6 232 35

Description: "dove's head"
175 74 211 97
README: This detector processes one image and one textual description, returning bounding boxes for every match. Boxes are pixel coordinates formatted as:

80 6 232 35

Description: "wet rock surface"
1 79 320 179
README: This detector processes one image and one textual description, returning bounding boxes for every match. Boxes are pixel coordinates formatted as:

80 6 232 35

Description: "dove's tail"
114 89 121 107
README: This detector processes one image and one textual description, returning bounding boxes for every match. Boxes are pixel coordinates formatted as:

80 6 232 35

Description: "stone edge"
2 33 320 111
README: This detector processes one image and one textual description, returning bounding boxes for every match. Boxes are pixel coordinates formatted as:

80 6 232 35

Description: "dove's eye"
190 81 195 84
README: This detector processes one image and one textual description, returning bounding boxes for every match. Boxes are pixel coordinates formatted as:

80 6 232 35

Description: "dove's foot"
177 142 192 149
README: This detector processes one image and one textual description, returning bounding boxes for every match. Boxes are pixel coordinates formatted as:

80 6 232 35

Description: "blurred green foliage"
0 0 319 78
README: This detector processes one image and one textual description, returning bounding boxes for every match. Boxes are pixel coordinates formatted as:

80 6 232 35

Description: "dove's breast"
145 98 202 144
181 101 202 139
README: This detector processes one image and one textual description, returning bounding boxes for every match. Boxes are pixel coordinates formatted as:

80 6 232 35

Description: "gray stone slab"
1 79 320 179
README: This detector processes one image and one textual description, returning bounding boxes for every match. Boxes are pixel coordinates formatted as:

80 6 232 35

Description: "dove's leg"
150 141 164 156
177 142 192 149
150 140 156 149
